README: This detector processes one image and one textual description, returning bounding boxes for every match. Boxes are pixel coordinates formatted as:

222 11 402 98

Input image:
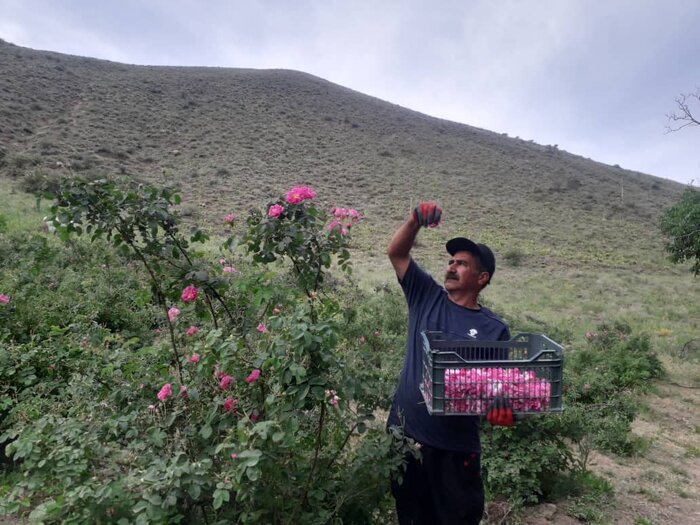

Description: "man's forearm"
387 215 421 279
388 216 421 259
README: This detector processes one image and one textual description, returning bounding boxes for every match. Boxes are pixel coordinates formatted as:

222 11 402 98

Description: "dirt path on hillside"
512 379 700 525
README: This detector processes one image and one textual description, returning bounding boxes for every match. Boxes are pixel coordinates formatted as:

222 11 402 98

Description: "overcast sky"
1 0 699 185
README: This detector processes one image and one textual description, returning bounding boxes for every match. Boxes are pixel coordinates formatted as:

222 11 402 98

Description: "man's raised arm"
387 202 441 280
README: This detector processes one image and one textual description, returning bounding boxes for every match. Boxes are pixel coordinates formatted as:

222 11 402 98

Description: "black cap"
445 237 496 281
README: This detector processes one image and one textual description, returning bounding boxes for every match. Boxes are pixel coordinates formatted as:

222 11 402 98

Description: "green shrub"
1 182 413 524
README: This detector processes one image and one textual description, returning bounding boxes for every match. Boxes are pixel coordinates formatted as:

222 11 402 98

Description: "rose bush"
0 179 413 524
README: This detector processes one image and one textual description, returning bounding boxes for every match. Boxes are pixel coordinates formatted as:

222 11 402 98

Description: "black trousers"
391 444 484 525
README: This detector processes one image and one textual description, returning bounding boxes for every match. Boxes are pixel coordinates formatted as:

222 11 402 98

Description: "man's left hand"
486 396 514 426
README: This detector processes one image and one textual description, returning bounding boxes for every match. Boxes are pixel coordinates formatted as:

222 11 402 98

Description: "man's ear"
478 272 491 288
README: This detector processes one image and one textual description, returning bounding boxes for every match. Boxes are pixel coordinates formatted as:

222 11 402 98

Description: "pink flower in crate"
188 353 200 363
186 325 200 337
0 294 9 304
256 323 268 333
245 369 261 384
285 185 316 204
443 367 551 414
268 204 284 218
181 285 198 303
157 383 172 401
219 375 233 390
167 307 180 322
223 397 238 413
224 213 236 224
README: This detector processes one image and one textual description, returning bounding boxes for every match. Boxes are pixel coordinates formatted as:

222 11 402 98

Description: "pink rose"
181 285 198 303
285 185 316 204
180 385 188 399
268 204 284 218
167 307 180 322
245 369 261 384
188 353 200 363
230 453 238 459
223 397 238 413
186 325 200 337
219 374 233 390
157 383 172 401
0 294 9 304
256 323 268 333
327 220 347 236
224 213 236 224
223 266 236 273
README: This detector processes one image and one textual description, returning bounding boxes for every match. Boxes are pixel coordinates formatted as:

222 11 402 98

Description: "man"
387 202 511 525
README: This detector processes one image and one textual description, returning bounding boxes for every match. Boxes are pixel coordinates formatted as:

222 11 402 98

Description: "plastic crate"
419 331 564 416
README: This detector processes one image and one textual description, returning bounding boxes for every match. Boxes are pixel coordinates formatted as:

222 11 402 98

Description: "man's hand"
413 202 442 228
486 396 514 427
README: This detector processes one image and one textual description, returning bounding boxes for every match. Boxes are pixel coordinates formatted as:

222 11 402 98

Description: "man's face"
444 251 489 293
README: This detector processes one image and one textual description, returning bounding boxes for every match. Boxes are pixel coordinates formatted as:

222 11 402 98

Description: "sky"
1 0 699 185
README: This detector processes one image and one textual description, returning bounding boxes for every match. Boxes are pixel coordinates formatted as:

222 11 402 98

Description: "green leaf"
199 425 213 439
238 449 262 468
213 488 230 509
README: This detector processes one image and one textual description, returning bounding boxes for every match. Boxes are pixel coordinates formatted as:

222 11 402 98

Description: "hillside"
0 38 687 267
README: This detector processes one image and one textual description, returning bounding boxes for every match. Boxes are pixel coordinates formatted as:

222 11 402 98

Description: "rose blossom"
219 374 233 390
223 266 236 273
268 204 284 218
157 383 172 401
245 369 261 384
256 323 268 333
167 307 180 322
0 294 9 304
186 325 200 337
285 185 316 204
181 285 198 303
224 213 236 224
188 353 200 363
180 385 188 399
223 397 238 413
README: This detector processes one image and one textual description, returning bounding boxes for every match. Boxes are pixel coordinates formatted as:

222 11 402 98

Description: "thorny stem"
203 292 219 330
295 403 326 519
325 421 359 471
113 220 184 384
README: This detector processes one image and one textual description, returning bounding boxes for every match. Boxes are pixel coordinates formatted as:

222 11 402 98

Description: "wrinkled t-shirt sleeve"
398 259 440 308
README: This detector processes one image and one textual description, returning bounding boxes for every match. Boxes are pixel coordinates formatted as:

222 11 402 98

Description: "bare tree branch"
665 87 700 133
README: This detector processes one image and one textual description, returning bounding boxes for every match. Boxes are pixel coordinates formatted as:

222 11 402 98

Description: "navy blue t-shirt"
387 259 511 452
